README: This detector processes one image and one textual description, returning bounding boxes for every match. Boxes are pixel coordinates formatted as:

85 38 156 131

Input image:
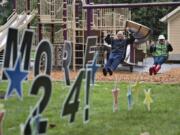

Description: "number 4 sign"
61 37 99 123
61 68 91 123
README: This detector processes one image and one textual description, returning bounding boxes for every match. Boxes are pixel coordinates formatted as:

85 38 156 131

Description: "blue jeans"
153 56 168 65
105 53 124 71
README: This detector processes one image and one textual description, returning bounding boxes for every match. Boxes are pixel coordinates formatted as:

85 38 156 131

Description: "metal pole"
51 24 54 43
51 0 54 43
63 0 67 40
38 0 42 41
26 0 30 13
83 2 180 9
13 0 16 11
27 0 30 28
86 0 93 36
72 0 76 71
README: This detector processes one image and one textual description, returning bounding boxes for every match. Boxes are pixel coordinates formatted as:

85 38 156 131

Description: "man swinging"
102 30 135 76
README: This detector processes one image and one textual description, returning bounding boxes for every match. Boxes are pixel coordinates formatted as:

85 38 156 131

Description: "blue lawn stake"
127 85 133 110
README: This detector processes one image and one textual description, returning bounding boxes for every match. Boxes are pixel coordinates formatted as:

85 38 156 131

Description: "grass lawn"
0 81 180 135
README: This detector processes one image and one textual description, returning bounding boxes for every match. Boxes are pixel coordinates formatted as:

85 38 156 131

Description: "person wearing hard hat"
102 30 135 76
149 35 173 75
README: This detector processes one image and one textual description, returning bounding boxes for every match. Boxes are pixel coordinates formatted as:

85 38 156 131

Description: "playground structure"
37 0 131 70
0 0 130 70
0 1 180 70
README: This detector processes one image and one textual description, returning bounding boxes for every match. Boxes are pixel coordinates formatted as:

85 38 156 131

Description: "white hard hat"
158 35 165 40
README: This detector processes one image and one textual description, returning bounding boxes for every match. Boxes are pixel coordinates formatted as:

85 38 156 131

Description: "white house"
160 6 180 61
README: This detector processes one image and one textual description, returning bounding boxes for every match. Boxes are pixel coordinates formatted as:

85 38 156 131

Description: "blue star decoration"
86 52 100 85
4 56 28 100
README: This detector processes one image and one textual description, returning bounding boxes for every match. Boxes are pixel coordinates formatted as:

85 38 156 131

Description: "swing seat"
125 20 151 44
124 44 135 65
123 44 145 66
123 20 151 68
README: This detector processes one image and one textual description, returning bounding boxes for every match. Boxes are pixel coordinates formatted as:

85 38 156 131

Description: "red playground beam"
83 2 180 9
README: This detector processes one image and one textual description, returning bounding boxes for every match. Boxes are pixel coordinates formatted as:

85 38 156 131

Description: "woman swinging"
149 35 173 75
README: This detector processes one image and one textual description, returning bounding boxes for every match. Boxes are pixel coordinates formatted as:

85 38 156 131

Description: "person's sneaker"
107 68 113 76
102 68 107 76
154 66 161 75
153 67 157 75
149 67 153 75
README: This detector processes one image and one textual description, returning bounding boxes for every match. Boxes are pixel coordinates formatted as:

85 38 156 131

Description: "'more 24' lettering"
2 28 98 134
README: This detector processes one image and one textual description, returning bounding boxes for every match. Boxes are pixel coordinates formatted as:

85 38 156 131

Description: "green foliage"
1 81 180 135
131 7 172 40
0 0 13 25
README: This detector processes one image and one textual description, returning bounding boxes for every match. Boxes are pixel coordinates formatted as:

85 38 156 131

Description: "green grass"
31 49 36 60
0 81 180 135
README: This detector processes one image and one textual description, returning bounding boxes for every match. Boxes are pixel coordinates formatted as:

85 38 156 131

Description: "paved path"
117 57 180 73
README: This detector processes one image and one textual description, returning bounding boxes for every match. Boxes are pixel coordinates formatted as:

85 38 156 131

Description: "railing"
92 8 128 31
40 0 64 23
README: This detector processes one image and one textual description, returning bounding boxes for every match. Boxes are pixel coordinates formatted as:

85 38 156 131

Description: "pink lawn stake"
112 88 119 112
0 111 5 135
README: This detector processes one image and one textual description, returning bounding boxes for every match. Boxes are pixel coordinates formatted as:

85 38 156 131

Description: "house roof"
160 6 180 22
